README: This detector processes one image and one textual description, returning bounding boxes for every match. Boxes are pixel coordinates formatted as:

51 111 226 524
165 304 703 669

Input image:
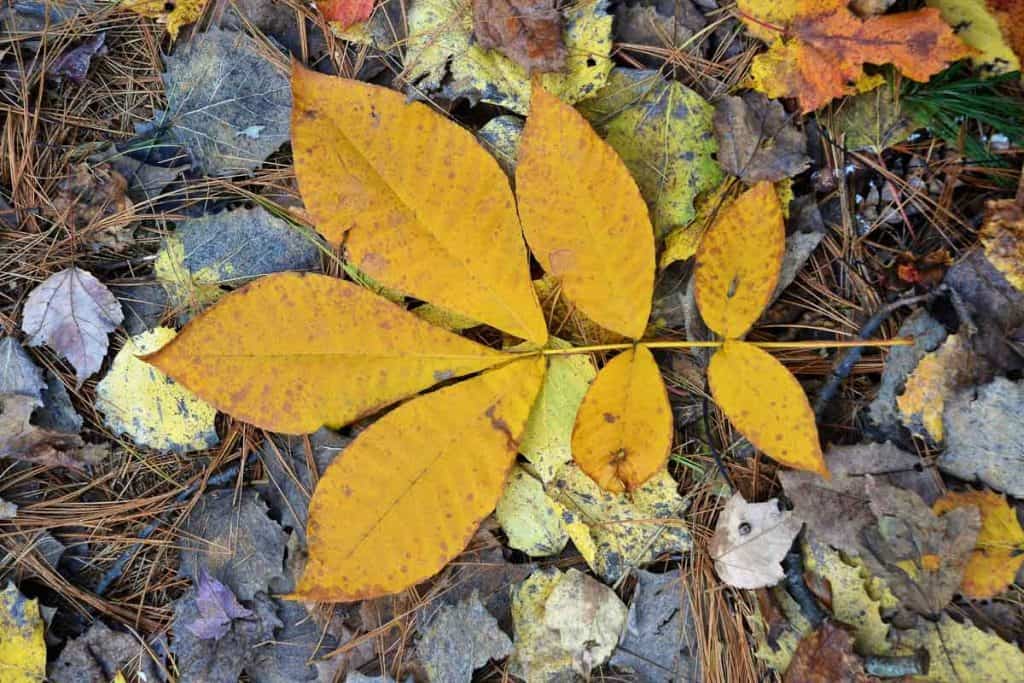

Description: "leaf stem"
536 338 913 355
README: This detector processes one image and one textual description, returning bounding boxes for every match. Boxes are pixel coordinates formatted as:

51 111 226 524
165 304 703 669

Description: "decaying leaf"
161 28 290 176
0 337 45 405
155 207 321 313
750 585 813 673
979 197 1024 291
933 489 1024 598
477 114 524 176
897 333 975 442
614 0 707 69
738 0 972 112
472 0 567 73
496 466 569 556
0 393 105 470
96 327 219 453
291 65 547 344
517 85 654 339
120 0 206 40
295 358 544 601
48 620 159 683
317 0 374 29
577 68 723 238
831 78 915 153
709 493 802 589
713 91 810 183
145 273 510 434
708 341 826 476
939 377 1024 497
609 569 700 683
0 582 45 683
889 614 1024 683
186 570 255 641
21 266 124 386
509 569 575 682
927 0 1022 72
571 346 672 492
404 0 612 114
543 568 627 676
784 622 871 683
415 591 513 682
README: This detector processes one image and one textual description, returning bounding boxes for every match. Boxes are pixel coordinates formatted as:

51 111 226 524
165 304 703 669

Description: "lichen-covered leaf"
120 0 206 40
291 66 547 345
927 0 1021 72
571 346 672 492
495 466 570 556
0 582 45 683
889 615 1024 683
294 357 545 601
145 273 509 434
96 327 218 453
896 333 974 442
708 341 826 476
404 0 612 115
694 182 784 339
509 569 575 682
517 86 655 339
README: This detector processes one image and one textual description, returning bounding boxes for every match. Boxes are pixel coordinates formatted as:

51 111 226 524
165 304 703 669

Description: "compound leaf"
294 356 545 601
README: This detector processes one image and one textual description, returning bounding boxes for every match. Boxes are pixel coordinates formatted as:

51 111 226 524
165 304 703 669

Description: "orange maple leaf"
738 0 973 112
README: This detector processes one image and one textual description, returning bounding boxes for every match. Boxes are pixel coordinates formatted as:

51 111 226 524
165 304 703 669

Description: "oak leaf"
472 0 567 73
738 0 972 112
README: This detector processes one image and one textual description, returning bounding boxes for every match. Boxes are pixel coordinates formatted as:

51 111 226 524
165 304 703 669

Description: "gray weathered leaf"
161 28 291 176
33 371 83 434
187 569 255 640
249 599 342 683
713 91 810 182
415 591 513 682
48 620 161 683
0 336 45 405
20 267 123 385
0 393 105 470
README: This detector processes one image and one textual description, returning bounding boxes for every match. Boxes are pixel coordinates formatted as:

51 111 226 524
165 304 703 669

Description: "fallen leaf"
48 620 159 683
145 273 510 434
532 275 623 346
295 358 544 601
783 622 871 683
96 327 218 453
830 79 915 153
472 0 567 73
518 343 596 483
577 68 723 239
34 370 83 434
495 466 570 556
404 0 612 115
709 493 802 589
889 614 1024 683
155 207 322 314
979 197 1024 291
120 0 206 40
509 568 575 682
927 0 1022 72
249 599 343 683
0 393 105 470
0 337 44 405
433 541 535 633
713 91 810 183
896 333 975 442
614 0 707 69
738 0 972 112
571 346 672 492
415 591 513 682
750 585 814 673
48 162 133 253
179 489 288 602
933 489 1024 598
939 377 1024 497
186 570 255 640
708 341 826 476
609 569 700 683
543 568 627 676
160 28 290 176
517 85 654 339
291 65 547 344
20 266 123 386
695 182 785 338
317 0 374 29
47 32 105 83
477 115 524 176
0 582 45 683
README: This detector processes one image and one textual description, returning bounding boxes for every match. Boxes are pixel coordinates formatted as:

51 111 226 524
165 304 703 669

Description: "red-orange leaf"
317 0 374 29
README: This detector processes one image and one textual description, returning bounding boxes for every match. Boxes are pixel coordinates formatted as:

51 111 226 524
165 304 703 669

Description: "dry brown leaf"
0 394 105 470
712 91 810 183
709 493 802 589
473 0 567 73
783 622 872 683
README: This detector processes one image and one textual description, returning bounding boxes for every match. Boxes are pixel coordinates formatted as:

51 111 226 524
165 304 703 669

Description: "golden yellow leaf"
516 86 655 340
120 0 206 41
980 198 1024 291
294 357 545 601
533 275 623 346
145 273 509 434
694 182 785 339
0 582 45 683
708 340 826 476
933 489 1024 598
927 0 1021 73
291 65 547 345
571 346 672 492
896 333 973 442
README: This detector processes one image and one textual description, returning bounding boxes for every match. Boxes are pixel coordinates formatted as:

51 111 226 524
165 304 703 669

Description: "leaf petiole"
534 338 913 356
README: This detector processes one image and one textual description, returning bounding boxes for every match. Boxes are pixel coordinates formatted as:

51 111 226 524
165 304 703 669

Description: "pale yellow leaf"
708 340 827 476
291 65 547 345
120 0 206 40
294 357 545 600
927 0 1021 73
0 582 45 683
145 273 509 434
495 466 570 556
516 86 655 340
897 333 973 442
571 346 672 492
890 614 1024 683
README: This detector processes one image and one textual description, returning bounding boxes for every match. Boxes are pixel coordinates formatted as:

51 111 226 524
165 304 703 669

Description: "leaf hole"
586 57 596 67
164 1 175 10
738 522 752 536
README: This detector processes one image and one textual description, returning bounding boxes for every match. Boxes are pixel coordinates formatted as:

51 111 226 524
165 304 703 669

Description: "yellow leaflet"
517 86 655 340
933 490 1024 598
96 328 218 453
694 181 785 339
145 273 508 434
571 346 672 492
291 65 547 345
708 341 827 477
294 357 544 600
120 0 206 41
0 582 45 683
